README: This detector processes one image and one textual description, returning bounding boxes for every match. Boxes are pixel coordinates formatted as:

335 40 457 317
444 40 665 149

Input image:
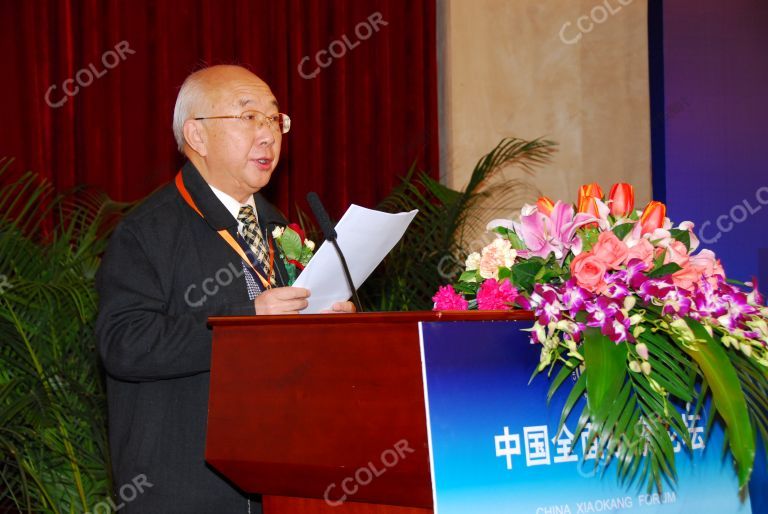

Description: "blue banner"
419 320 758 514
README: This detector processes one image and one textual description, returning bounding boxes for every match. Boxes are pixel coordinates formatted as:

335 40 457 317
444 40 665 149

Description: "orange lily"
577 183 604 206
536 196 555 216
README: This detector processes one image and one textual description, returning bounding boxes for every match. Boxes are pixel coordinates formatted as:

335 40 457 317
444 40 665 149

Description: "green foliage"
646 262 683 279
358 138 557 311
681 318 755 488
544 303 766 494
278 228 303 261
0 158 128 512
611 222 635 241
669 228 691 251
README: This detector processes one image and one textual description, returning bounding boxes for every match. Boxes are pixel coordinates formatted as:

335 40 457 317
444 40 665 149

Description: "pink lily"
489 201 596 262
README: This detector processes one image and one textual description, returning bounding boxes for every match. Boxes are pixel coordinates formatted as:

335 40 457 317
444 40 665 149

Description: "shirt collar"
208 184 257 224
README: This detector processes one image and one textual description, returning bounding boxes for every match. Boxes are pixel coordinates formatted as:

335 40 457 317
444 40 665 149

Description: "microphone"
306 192 363 312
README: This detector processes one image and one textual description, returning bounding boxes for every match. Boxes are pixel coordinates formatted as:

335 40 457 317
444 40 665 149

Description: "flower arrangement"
433 183 768 492
272 223 315 285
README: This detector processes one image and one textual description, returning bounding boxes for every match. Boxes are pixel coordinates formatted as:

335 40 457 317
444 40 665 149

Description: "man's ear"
183 119 207 157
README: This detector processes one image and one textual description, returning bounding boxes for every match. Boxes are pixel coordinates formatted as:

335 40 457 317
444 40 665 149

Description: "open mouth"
253 157 273 170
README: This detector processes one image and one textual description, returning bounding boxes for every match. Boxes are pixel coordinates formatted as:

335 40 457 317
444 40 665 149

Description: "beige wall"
439 0 651 213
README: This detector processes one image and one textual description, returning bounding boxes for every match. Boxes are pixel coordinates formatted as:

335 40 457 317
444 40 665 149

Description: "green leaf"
669 228 691 251
282 261 297 285
612 222 635 241
646 262 682 279
547 355 581 402
682 318 755 488
458 270 480 283
557 368 587 434
581 227 600 252
583 328 628 421
510 258 546 291
278 228 303 260
506 230 526 251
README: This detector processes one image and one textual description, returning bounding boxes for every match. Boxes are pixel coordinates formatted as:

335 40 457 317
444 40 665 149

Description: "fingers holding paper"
328 301 356 313
254 287 310 315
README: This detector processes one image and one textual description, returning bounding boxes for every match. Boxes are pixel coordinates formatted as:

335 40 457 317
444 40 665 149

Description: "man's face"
196 70 283 197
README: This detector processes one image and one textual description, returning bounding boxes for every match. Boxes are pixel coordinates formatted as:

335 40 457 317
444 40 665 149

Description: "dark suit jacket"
95 161 287 513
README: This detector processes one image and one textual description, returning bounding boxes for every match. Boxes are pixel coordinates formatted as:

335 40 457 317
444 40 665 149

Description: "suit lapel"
180 161 289 288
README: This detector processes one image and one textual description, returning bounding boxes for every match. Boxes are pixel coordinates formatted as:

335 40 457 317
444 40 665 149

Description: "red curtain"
0 0 438 220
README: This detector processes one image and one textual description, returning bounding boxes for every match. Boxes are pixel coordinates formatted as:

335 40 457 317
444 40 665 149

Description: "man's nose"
255 126 275 147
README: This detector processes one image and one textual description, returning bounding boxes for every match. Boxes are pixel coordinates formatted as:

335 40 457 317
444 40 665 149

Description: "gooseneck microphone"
306 192 363 312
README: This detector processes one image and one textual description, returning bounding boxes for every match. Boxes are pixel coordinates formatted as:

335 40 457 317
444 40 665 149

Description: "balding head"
172 65 285 202
172 65 274 153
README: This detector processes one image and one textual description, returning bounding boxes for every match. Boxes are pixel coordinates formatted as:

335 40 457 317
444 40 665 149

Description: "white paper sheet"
292 204 418 313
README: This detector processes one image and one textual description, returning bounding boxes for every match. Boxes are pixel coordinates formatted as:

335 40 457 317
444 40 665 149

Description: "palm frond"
0 158 118 512
360 138 557 310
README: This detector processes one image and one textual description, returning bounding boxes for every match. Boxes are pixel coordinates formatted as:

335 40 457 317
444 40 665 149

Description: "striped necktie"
237 205 276 286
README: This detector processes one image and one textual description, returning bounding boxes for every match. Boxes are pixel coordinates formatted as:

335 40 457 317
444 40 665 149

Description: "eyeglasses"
194 110 291 134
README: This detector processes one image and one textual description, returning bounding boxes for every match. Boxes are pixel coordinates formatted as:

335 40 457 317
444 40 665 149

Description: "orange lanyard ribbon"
175 172 274 290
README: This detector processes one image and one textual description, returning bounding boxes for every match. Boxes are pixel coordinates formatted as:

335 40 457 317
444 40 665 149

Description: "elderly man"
96 65 354 513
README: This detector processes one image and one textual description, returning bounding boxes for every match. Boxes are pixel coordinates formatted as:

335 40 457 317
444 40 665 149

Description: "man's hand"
254 287 310 315
327 301 356 313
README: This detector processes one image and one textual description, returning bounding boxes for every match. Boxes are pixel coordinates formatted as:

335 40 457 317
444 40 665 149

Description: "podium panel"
207 311 532 512
419 320 759 514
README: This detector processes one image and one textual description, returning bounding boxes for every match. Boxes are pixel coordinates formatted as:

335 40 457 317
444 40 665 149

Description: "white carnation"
465 252 481 271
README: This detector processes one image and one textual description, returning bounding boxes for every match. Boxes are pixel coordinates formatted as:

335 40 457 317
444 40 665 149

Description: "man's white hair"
172 73 207 153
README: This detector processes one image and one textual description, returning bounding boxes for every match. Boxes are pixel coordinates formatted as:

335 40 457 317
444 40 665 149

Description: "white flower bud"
623 296 636 311
740 343 753 357
465 252 481 271
272 226 285 239
305 239 315 251
648 377 665 395
636 343 649 360
641 361 652 375
556 320 578 334
538 350 552 370
747 319 768 337
670 318 695 343
629 361 642 373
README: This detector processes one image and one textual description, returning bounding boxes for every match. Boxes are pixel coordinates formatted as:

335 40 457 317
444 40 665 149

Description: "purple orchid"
603 312 633 344
661 288 693 318
562 279 592 317
531 283 564 324
603 273 631 301
585 296 622 330
638 278 675 305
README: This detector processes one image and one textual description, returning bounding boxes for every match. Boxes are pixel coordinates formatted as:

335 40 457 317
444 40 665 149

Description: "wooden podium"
206 311 533 513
